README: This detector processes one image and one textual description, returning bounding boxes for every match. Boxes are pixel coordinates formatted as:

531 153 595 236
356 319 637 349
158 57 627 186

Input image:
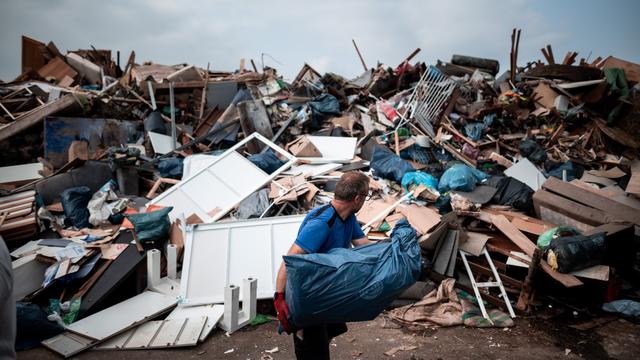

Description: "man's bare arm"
275 243 307 293
352 237 375 247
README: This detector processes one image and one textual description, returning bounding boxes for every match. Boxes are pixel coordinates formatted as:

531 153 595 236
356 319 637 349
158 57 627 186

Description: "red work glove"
274 292 292 334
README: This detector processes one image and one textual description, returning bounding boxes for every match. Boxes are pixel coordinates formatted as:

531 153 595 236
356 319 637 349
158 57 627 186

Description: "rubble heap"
2 32 639 356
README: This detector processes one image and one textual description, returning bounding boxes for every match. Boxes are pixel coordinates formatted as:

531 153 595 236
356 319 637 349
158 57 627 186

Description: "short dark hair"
334 172 369 201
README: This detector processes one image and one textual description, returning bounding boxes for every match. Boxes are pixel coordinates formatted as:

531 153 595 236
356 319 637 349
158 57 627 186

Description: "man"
274 172 375 360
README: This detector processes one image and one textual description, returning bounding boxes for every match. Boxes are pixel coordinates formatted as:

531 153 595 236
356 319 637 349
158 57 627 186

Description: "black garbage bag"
248 150 285 174
370 145 415 183
125 207 173 247
485 176 533 211
60 186 92 229
158 157 184 179
547 232 606 273
16 302 64 351
519 138 547 164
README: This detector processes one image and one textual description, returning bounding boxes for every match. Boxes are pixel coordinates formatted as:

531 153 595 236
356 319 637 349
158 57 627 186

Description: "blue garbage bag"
401 171 438 193
438 164 488 193
284 219 421 329
371 145 415 183
248 150 285 174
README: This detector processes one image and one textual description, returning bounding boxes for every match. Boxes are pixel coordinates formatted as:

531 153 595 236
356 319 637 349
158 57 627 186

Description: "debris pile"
2 31 640 357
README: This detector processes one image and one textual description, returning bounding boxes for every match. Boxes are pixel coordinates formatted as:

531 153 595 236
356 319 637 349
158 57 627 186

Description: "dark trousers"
293 323 348 360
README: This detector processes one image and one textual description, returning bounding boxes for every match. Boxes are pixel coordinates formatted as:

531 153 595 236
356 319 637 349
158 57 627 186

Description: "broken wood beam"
352 39 368 72
0 93 78 142
545 45 556 64
517 247 542 312
488 213 583 288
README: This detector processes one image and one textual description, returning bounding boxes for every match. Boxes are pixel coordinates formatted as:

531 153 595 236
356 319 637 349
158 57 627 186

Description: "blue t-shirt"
295 204 365 254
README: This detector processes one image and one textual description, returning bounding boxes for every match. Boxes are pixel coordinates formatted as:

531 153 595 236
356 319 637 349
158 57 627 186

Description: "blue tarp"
284 219 421 329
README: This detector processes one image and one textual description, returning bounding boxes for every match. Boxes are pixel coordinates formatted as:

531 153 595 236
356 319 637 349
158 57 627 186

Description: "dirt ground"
20 313 640 360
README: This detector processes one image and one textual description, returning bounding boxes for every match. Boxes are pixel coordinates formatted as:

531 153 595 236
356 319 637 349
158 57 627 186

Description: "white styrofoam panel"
297 136 357 163
166 304 224 341
282 162 342 177
0 163 43 183
180 215 305 306
148 132 180 154
504 158 547 191
148 132 296 222
66 290 177 341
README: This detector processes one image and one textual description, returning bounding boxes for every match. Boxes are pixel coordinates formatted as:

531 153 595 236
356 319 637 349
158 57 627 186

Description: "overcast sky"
1 0 638 82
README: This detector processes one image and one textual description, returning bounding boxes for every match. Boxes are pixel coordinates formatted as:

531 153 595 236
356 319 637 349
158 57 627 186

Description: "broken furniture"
148 132 296 223
180 215 305 305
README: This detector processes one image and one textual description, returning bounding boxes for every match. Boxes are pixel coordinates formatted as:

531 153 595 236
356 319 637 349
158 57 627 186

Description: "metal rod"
147 81 157 110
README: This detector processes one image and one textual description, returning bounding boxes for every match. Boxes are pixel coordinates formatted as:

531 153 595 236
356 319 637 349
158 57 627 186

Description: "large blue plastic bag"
401 171 438 193
284 219 421 329
370 145 415 183
438 164 488 193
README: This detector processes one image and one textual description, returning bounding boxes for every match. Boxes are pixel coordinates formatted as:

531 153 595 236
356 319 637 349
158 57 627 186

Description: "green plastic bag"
125 207 173 245
536 226 580 249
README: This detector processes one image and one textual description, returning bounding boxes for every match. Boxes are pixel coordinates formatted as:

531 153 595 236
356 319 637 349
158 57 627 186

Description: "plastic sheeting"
284 219 421 329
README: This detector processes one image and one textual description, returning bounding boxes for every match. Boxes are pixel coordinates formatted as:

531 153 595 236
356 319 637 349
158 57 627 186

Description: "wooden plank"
511 217 553 236
625 161 640 196
37 57 78 81
542 177 640 225
490 214 582 288
490 214 536 256
0 94 78 142
533 190 613 227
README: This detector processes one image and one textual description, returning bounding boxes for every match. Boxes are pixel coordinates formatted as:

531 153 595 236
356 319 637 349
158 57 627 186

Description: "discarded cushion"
438 164 488 193
60 186 92 229
285 219 421 329
371 145 415 183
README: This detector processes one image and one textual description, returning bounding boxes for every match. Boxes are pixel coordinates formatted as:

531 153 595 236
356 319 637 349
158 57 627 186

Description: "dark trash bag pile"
284 219 421 329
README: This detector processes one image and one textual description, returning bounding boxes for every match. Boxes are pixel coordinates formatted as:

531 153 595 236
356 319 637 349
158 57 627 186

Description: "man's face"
351 188 370 214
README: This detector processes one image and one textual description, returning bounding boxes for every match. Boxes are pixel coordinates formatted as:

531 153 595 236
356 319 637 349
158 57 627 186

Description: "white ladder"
459 247 516 323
